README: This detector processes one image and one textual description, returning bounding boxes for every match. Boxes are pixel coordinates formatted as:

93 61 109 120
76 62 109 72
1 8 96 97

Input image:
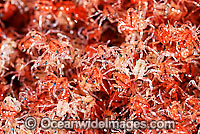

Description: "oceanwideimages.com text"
24 116 176 131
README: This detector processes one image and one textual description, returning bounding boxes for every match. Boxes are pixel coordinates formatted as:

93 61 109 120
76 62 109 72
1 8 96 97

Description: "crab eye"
22 48 26 52
34 6 39 10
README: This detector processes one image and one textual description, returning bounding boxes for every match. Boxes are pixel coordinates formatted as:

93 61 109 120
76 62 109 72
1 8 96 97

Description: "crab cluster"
0 0 200 133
